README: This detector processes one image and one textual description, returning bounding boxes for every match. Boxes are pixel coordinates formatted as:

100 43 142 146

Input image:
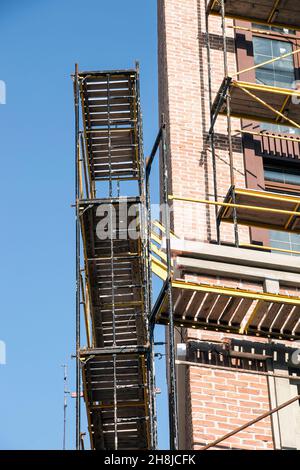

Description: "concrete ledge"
176 256 300 287
166 239 300 274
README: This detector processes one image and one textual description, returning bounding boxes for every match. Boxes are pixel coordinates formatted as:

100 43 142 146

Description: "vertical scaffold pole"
107 73 118 450
136 62 156 449
146 159 157 449
62 364 68 450
220 0 239 247
74 63 81 450
161 116 179 450
205 0 220 244
113 354 118 450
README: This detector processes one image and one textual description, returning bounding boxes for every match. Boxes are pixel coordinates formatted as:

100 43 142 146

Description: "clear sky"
0 0 169 450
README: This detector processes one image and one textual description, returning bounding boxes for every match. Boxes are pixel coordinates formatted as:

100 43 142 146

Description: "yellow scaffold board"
154 279 300 340
213 80 300 129
218 187 300 233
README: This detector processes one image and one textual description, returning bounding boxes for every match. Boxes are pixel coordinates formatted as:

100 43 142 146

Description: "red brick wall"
157 0 276 450
188 366 273 450
158 0 249 245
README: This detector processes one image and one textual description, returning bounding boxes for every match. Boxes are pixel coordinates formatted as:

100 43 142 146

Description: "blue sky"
0 0 168 450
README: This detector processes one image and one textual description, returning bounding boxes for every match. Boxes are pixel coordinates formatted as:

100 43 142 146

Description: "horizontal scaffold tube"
168 195 300 217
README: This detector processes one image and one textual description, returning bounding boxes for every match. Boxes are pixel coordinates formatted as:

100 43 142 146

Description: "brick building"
156 0 300 450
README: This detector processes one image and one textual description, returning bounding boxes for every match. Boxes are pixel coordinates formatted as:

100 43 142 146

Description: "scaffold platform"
218 186 300 233
81 350 150 450
79 198 146 349
207 0 300 31
211 79 300 130
152 279 300 341
74 66 152 450
150 219 300 341
79 69 140 181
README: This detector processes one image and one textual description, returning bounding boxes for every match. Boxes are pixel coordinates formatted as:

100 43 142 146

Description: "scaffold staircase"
74 67 152 450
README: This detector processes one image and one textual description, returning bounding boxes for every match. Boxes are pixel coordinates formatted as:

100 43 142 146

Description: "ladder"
74 66 153 450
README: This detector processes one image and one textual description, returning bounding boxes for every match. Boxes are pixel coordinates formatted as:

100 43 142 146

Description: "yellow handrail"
168 195 300 217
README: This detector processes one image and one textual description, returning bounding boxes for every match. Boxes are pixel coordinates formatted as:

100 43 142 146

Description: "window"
260 122 300 135
269 230 300 255
264 165 300 255
264 166 300 187
252 24 296 35
253 37 295 89
252 32 300 135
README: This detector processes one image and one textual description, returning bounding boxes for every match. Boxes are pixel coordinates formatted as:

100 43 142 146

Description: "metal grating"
75 68 152 450
79 71 140 181
81 353 149 450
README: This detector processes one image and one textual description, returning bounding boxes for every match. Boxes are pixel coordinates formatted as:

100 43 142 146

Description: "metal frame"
236 129 300 144
146 119 179 450
151 270 300 340
146 117 300 448
204 0 300 244
144 0 300 452
152 2 300 450
211 79 300 129
73 64 154 450
207 0 300 31
168 191 300 233
74 63 81 450
71 0 300 448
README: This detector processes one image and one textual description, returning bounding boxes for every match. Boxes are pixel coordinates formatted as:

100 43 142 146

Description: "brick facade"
157 0 300 450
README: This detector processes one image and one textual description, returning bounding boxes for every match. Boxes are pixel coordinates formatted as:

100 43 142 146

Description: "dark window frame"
235 21 300 246
235 22 300 137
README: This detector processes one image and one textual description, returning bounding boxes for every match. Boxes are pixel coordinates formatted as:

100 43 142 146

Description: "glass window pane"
253 37 272 56
276 61 294 73
253 36 295 89
275 73 294 88
261 122 300 135
269 230 300 256
265 166 300 185
264 169 284 183
285 173 300 185
256 69 274 86
252 24 295 35
272 40 292 57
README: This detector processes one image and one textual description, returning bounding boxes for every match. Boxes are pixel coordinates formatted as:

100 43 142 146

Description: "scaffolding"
207 0 300 31
71 1 300 452
206 0 300 242
150 214 300 340
146 120 179 450
73 65 155 450
147 0 300 451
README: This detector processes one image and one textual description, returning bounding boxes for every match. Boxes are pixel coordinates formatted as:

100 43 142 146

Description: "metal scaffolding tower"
149 1 300 344
206 0 300 240
73 64 155 450
71 1 300 452
148 0 300 451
